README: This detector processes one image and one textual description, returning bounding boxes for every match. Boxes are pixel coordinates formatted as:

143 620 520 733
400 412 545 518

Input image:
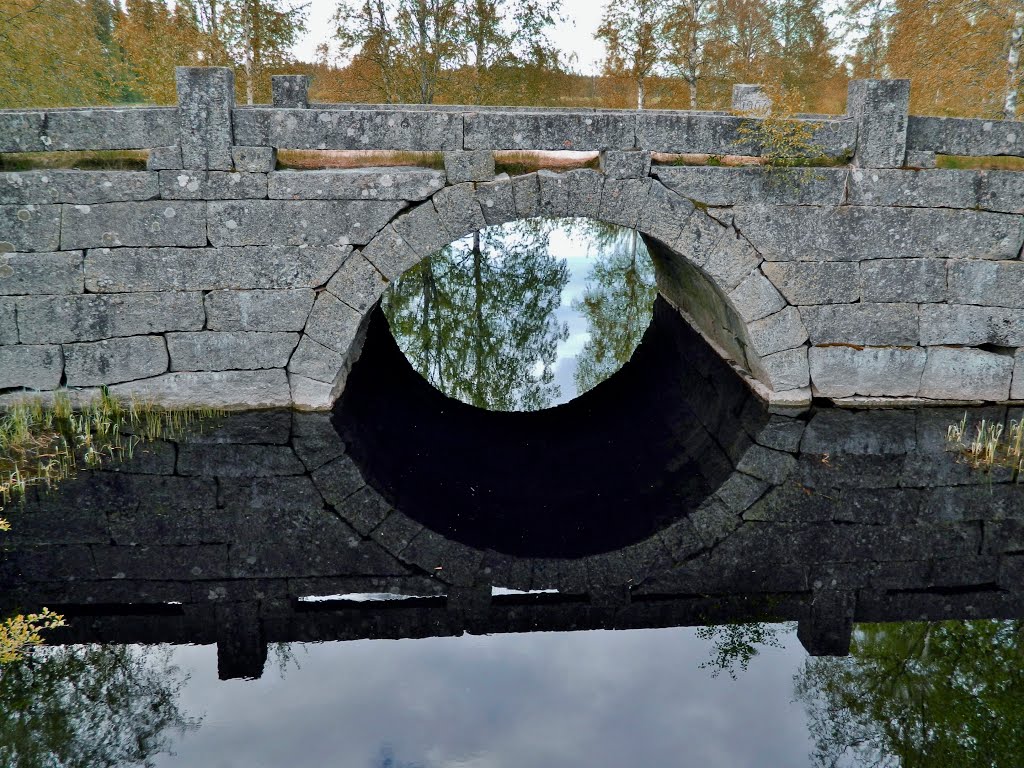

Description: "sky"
294 0 609 74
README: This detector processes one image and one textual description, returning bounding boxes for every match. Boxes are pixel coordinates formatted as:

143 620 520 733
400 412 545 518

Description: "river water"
1 219 1022 766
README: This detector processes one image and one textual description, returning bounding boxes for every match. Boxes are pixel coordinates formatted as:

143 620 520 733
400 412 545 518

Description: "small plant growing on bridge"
946 414 1024 479
735 86 831 185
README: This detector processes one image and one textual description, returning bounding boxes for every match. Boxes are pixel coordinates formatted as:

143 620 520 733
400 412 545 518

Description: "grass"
946 414 1024 478
0 150 148 171
493 150 599 176
276 149 445 170
936 155 1024 171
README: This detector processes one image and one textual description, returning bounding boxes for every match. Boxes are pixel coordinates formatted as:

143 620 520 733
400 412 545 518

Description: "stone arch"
287 171 810 409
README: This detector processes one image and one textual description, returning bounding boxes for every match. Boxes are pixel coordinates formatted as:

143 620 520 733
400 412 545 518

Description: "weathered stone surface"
391 202 449 258
204 289 314 332
511 173 542 219
207 199 405 247
443 151 494 183
269 168 445 201
17 293 204 344
728 269 786 323
0 205 61 251
755 346 810 391
754 415 805 452
747 306 808 357
907 114 1024 157
303 291 363 354
566 168 604 220
109 370 291 408
920 304 1024 346
432 183 485 241
0 107 177 154
271 75 310 108
732 84 771 112
167 332 298 371
0 171 159 205
655 166 848 206
288 336 346 383
978 171 1024 215
714 472 770 513
476 175 517 226
359 224 420 281
800 304 919 345
147 145 183 171
920 346 1013 401
600 177 651 228
0 298 16 345
848 168 977 208
289 373 335 410
0 345 63 389
537 170 569 217
860 259 946 303
61 201 207 249
1013 349 1024 399
159 171 267 200
177 66 235 171
762 261 859 304
904 150 936 168
64 335 168 386
701 229 760 291
464 111 634 151
600 150 652 179
0 251 82 295
809 345 926 398
326 251 389 312
733 205 1024 261
231 145 276 173
948 261 1024 308
233 108 463 151
637 183 694 245
85 245 348 292
848 79 910 168
736 444 798 484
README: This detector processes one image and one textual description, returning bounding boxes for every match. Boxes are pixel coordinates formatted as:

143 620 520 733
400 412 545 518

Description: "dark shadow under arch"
333 296 767 558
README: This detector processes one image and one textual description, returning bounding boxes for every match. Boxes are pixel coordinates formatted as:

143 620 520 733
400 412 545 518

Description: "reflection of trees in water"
696 622 787 679
571 222 657 394
0 644 199 768
383 219 570 412
796 620 1024 767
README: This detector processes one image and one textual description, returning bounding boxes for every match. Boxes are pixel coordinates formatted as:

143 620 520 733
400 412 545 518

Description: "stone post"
797 589 855 656
732 84 772 114
176 66 235 171
215 602 268 680
272 75 311 108
847 79 911 168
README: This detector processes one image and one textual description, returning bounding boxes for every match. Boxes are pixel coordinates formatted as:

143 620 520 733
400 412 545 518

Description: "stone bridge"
2 67 1024 408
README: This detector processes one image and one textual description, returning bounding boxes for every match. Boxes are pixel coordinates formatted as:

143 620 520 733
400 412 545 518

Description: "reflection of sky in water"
154 625 813 767
548 226 595 404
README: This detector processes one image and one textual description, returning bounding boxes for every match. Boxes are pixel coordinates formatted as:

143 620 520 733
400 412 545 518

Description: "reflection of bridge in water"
3 303 1022 680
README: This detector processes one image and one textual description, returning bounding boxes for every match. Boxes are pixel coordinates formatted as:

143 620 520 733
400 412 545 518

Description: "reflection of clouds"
156 627 813 768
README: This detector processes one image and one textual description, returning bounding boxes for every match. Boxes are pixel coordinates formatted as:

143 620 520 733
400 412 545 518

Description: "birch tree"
221 0 308 104
596 0 675 109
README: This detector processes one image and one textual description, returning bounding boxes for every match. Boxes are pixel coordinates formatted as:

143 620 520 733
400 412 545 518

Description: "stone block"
904 150 936 169
288 336 346 383
432 183 485 241
0 344 63 389
736 444 798 484
714 472 770 513
637 183 693 245
654 165 848 207
0 251 83 295
847 168 978 208
754 415 805 452
747 306 808 357
84 245 348 292
180 442 305 479
860 259 946 303
443 151 494 183
1014 350 1024 399
147 145 183 171
176 66 235 171
231 146 276 173
599 177 651 228
17 292 204 344
204 289 314 332
233 108 463 151
268 168 445 201
798 590 854 656
800 303 919 346
948 260 1024 308
303 291 364 354
920 304 1024 346
109 370 291 408
733 205 1024 262
289 373 335 410
755 346 810 391
0 204 61 251
0 298 16 345
0 171 159 205
159 171 267 200
464 111 635 151
732 84 771 112
566 169 604 220
536 169 569 217
690 224 756 291
762 261 860 304
809 345 926 398
475 175 517 226
207 199 405 247
272 75 310 108
978 171 1024 215
920 346 1014 401
60 201 206 249
167 331 299 371
600 150 652 179
326 251 389 312
907 114 1024 157
63 335 168 386
847 79 910 168
728 269 786 323
511 173 541 219
391 202 449 258
359 224 421 281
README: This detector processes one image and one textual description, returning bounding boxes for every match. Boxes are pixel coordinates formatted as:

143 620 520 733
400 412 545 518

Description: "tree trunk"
417 0 432 104
473 232 485 406
687 77 697 110
637 77 645 110
1006 10 1024 120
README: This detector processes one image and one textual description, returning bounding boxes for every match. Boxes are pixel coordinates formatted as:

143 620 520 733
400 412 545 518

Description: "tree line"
0 0 1021 118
